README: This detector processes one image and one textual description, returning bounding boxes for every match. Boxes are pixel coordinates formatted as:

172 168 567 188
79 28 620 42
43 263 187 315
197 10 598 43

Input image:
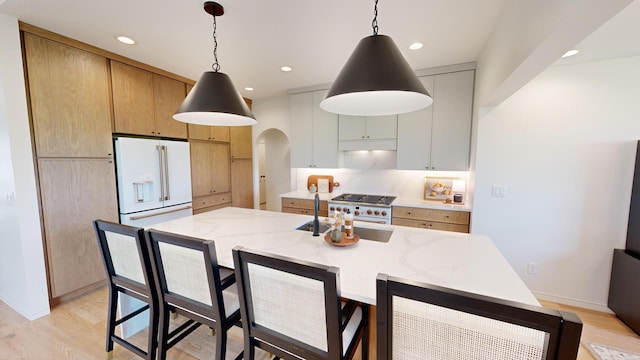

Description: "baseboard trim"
0 291 50 320
533 291 613 313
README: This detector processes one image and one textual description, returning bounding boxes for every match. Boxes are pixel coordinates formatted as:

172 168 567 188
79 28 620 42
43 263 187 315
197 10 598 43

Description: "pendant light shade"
320 34 432 116
173 2 256 126
174 71 256 126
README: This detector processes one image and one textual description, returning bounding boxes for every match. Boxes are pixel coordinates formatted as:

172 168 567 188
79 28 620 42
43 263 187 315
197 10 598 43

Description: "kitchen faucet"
312 193 320 236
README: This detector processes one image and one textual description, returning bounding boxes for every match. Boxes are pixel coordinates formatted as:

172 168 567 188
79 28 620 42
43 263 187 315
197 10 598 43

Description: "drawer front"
426 221 469 233
392 206 429 221
193 202 231 214
393 206 470 225
282 207 328 217
282 198 328 211
392 218 469 233
425 209 470 225
281 197 305 209
392 218 427 228
193 193 231 210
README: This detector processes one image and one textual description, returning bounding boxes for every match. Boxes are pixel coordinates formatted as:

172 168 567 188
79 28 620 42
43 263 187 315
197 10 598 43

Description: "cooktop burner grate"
331 193 396 206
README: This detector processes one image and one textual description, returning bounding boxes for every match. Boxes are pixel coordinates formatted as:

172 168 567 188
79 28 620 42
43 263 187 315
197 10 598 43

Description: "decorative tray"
324 233 360 247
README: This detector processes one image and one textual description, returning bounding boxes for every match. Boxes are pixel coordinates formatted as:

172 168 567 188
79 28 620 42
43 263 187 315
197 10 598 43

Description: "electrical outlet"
527 262 537 274
492 185 507 198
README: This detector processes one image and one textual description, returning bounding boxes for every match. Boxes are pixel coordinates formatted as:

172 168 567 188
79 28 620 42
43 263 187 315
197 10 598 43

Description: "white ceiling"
1 0 639 100
0 0 506 99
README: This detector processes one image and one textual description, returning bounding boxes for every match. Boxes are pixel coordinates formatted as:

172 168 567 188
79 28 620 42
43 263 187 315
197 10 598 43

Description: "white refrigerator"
115 137 192 227
114 136 192 338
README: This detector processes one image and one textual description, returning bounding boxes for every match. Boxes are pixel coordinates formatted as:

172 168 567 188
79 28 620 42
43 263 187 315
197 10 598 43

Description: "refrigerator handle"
163 145 170 201
157 145 165 202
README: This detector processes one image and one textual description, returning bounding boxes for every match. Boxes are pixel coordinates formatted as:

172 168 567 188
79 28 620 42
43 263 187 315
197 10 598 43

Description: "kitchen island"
149 207 537 306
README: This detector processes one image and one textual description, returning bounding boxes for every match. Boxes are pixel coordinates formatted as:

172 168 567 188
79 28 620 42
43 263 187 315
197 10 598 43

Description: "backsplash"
294 167 469 200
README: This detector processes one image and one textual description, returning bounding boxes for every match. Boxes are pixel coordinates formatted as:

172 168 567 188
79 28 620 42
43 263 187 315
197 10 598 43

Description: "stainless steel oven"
327 193 396 225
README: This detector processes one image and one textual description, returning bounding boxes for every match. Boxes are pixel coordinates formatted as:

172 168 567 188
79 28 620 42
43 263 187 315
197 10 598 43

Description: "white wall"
252 94 292 210
0 14 50 319
476 0 631 107
472 56 640 311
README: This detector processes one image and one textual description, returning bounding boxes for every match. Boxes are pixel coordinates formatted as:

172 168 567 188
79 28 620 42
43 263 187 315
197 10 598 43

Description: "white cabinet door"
338 115 366 140
290 92 314 168
397 70 473 171
339 115 397 150
431 70 474 171
365 115 397 140
290 90 338 168
312 90 339 168
397 76 434 170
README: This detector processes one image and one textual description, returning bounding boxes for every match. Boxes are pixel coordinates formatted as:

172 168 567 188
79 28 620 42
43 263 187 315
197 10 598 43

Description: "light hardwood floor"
1 288 639 359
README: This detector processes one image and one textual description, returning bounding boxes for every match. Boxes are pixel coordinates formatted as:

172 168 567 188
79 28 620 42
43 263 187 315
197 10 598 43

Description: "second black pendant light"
320 0 433 116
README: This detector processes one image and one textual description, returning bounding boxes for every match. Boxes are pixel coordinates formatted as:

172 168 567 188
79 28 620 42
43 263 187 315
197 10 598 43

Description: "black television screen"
626 141 640 257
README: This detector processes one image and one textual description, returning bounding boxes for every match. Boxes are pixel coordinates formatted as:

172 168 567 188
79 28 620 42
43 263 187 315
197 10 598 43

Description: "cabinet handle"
366 135 370 138
361 136 365 139
407 212 411 215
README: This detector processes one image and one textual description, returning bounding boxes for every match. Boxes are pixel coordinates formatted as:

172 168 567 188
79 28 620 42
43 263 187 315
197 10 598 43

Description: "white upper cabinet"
339 115 397 150
290 90 339 168
397 70 474 171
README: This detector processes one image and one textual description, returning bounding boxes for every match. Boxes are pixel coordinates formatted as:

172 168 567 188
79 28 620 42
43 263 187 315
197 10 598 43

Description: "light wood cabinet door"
231 158 254 208
190 141 231 197
230 126 252 159
111 61 155 136
188 124 230 142
153 74 187 138
190 141 214 197
24 34 113 157
38 158 118 298
392 206 470 233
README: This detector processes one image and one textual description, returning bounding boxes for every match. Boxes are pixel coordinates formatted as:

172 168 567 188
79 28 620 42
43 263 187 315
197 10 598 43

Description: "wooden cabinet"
192 193 231 214
23 33 113 158
281 197 328 217
231 159 254 208
189 124 230 142
190 141 231 197
290 90 339 168
38 159 119 297
397 70 474 171
230 126 253 159
230 125 254 208
23 33 119 301
111 61 187 138
392 206 470 233
338 115 397 150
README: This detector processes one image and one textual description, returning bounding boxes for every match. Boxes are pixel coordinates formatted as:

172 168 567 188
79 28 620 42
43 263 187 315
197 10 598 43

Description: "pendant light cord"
211 13 220 72
372 0 379 35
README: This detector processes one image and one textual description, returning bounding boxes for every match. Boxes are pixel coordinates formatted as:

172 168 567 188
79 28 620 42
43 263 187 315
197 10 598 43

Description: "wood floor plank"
0 288 638 359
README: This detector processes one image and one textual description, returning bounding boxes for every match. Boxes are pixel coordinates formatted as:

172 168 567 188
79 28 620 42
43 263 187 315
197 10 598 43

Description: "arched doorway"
256 129 290 211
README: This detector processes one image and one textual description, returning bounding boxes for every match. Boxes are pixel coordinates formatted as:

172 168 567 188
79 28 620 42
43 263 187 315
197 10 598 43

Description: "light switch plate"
492 185 507 198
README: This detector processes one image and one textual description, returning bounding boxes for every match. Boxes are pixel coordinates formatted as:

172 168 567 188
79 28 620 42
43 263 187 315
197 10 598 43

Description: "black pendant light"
320 0 432 116
173 2 256 126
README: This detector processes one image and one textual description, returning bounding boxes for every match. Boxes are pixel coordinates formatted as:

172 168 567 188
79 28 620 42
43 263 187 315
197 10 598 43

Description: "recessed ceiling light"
244 87 254 91
116 36 136 45
561 49 579 58
409 42 423 50
280 66 293 72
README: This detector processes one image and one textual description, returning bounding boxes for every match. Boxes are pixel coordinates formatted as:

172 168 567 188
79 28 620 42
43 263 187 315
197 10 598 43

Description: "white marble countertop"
149 207 536 306
393 196 473 212
280 190 340 201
